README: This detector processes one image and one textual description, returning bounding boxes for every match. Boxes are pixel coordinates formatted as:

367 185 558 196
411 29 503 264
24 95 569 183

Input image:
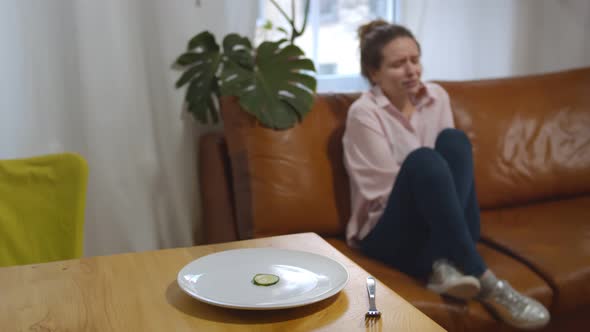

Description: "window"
370 0 388 17
319 0 338 24
258 0 399 92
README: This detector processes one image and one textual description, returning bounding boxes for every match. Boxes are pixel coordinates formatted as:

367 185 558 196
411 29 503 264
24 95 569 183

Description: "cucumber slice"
252 273 280 286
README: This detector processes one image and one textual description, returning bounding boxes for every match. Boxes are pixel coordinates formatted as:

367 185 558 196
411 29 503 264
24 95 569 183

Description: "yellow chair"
0 153 88 267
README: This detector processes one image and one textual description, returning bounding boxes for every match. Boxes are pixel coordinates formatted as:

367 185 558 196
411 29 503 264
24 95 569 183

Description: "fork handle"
367 276 377 311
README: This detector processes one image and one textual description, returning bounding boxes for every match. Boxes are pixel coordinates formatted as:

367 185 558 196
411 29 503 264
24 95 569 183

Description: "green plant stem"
270 0 294 27
296 0 310 42
269 0 310 44
302 0 310 33
291 0 296 29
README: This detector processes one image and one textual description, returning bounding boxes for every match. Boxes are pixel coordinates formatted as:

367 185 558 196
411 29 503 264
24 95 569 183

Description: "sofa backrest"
221 67 590 239
221 94 357 239
440 67 590 208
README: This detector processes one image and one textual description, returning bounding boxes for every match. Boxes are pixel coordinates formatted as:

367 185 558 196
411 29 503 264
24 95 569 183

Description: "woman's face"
370 37 422 100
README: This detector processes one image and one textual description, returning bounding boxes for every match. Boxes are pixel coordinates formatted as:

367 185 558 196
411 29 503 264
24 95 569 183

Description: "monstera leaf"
174 31 221 123
174 31 316 129
221 38 316 129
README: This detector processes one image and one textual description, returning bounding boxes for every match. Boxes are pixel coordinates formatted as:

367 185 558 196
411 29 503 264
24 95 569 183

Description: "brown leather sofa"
198 67 590 331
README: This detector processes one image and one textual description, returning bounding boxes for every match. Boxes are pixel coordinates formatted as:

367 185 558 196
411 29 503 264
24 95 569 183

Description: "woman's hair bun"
357 19 390 42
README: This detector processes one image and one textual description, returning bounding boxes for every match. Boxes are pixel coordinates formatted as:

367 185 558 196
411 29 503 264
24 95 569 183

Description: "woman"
342 20 549 330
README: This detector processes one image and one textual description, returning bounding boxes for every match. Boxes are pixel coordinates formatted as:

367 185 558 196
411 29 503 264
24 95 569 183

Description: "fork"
366 276 382 319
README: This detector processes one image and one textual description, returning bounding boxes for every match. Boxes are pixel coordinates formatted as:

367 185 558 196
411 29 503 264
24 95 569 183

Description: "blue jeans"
360 128 487 280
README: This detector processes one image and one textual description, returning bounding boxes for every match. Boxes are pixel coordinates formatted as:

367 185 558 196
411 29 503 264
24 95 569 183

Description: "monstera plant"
174 0 315 129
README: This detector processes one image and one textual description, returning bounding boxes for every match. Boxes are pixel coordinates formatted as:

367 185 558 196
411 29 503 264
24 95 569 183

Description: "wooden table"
0 232 445 331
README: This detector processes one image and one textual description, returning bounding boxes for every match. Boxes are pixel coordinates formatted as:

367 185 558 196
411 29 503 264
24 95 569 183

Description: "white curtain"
0 0 259 256
399 0 590 80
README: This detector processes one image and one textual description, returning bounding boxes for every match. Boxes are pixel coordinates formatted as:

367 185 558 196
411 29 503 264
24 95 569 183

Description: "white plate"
177 248 349 310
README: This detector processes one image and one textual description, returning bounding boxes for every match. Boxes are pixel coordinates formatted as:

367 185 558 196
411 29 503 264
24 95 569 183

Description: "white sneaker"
479 280 550 330
426 260 481 300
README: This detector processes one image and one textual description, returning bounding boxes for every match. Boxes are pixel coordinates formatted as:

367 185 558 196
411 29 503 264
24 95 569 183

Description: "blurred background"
1 0 588 256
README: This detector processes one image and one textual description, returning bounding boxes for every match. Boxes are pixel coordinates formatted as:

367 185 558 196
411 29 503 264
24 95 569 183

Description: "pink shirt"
342 82 455 247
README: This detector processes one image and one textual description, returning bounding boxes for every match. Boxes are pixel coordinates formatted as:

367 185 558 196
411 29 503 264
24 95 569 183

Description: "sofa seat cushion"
481 195 590 314
325 238 552 332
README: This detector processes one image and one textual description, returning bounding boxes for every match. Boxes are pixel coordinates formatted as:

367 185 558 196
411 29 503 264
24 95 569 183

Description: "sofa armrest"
198 132 239 244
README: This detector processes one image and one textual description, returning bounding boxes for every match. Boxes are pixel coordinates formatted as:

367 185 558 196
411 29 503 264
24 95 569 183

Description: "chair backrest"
0 153 88 267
